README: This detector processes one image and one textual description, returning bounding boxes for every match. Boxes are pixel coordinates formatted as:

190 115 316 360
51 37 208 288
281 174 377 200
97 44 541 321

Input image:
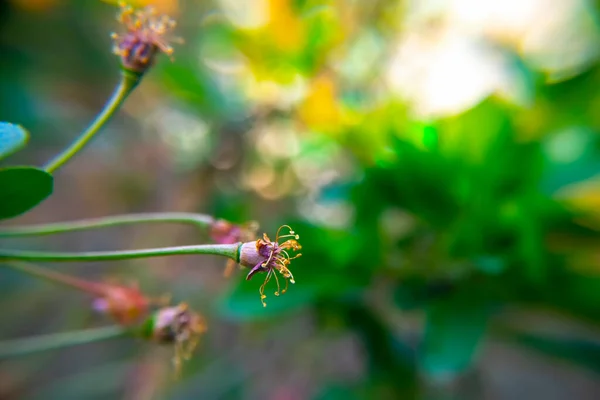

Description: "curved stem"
43 70 142 173
0 243 241 263
1 261 104 295
0 212 214 238
0 326 128 359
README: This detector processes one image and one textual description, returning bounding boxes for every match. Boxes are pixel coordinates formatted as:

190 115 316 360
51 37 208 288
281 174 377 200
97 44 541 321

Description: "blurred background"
2 0 600 398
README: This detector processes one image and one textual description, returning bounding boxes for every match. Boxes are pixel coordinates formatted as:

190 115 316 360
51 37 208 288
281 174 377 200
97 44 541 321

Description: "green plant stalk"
43 69 142 173
1 261 105 295
0 326 129 359
0 243 241 263
0 212 214 238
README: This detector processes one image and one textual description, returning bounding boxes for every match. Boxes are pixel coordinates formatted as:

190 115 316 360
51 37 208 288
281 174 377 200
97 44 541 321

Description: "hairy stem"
0 212 214 238
0 326 129 359
1 261 104 295
43 70 142 173
0 243 241 263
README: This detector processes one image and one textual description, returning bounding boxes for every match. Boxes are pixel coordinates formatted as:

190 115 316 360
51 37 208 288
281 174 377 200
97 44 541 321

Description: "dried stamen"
239 225 302 306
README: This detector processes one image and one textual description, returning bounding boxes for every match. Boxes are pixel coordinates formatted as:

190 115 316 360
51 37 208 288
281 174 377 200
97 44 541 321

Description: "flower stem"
0 326 129 359
0 212 214 238
1 261 104 295
0 243 241 263
43 69 142 174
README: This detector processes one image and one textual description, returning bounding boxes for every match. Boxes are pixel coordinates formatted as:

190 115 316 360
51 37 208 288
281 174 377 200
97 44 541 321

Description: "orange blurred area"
297 75 342 133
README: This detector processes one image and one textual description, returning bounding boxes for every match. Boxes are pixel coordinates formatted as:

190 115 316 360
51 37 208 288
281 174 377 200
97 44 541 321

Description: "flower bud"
140 303 207 372
111 2 180 73
210 219 259 245
92 283 150 325
149 303 206 344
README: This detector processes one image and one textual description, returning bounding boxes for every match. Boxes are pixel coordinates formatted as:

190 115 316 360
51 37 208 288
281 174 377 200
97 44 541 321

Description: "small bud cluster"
142 303 207 373
87 279 206 371
92 282 149 325
210 219 259 245
111 2 180 73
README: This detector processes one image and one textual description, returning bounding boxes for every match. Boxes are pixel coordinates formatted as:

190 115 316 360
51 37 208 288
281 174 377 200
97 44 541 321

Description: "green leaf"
315 385 360 400
394 279 455 311
501 329 600 375
218 274 317 321
0 122 29 160
541 127 600 193
421 297 491 380
219 257 361 322
0 166 53 220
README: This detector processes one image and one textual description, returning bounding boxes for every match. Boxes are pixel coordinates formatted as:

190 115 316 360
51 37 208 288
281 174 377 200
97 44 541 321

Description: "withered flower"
239 225 302 307
145 303 207 373
92 281 150 325
210 219 259 245
111 2 181 73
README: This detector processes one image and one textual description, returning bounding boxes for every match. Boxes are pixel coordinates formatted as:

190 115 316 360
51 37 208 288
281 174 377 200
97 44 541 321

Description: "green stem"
43 70 142 173
0 212 214 238
0 326 128 359
0 243 241 263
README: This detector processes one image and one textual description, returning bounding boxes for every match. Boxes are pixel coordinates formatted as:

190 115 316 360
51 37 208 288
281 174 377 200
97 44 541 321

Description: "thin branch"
0 212 214 238
0 326 129 359
0 243 241 263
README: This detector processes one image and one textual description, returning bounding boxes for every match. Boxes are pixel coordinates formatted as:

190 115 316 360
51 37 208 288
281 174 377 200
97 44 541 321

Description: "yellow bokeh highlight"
558 178 600 215
266 0 305 53
298 75 342 133
102 0 179 15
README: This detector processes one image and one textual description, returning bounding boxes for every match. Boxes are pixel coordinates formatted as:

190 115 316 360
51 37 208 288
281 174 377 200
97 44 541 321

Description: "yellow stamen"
282 275 289 294
259 270 273 307
273 269 281 296
276 225 300 241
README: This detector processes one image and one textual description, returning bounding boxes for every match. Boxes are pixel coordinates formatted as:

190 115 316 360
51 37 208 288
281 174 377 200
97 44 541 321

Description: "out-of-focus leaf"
421 295 491 380
533 65 600 132
218 272 318 321
501 328 600 374
541 127 600 194
0 166 53 219
300 4 341 74
474 256 506 275
394 278 456 311
218 261 360 321
435 99 513 165
327 300 417 397
0 122 28 160
541 268 600 321
362 140 461 227
157 61 234 120
315 385 361 400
